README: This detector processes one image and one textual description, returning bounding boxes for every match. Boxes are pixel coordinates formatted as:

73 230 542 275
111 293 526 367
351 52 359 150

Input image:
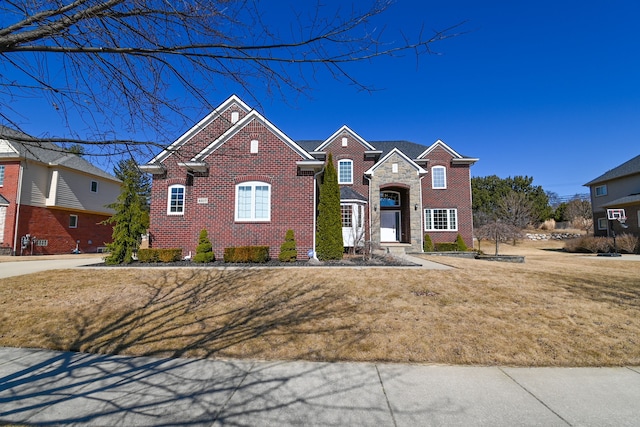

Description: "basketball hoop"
607 208 626 221
607 208 629 230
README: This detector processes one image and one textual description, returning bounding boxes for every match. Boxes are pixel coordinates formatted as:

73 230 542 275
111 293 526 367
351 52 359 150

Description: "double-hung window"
424 208 458 231
432 166 447 189
167 184 185 215
0 165 5 186
338 160 353 184
235 181 271 221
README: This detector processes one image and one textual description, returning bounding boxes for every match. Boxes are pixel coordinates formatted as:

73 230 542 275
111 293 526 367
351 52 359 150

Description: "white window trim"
0 165 5 186
235 181 271 222
597 217 608 230
432 166 447 189
424 208 458 231
69 214 78 229
338 159 353 184
595 185 607 197
167 184 186 215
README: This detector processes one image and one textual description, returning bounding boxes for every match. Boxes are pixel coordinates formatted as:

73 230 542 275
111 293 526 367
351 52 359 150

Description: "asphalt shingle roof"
585 154 640 186
0 125 118 182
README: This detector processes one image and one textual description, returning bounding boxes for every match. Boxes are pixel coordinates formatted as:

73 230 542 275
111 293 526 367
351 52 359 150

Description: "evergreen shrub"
224 246 270 263
193 229 215 263
423 234 434 252
278 229 298 262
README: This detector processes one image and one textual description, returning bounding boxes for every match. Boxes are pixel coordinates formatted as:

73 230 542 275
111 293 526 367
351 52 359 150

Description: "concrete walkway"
1 347 639 426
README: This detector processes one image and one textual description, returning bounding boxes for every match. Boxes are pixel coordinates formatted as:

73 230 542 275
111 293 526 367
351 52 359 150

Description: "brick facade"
144 96 478 258
148 116 316 260
421 146 474 247
0 161 20 250
15 206 112 255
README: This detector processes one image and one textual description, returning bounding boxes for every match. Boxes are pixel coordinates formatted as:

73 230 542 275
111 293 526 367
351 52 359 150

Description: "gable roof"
314 126 377 152
584 154 640 186
0 126 118 182
193 109 314 162
417 139 479 164
149 95 251 164
364 147 427 176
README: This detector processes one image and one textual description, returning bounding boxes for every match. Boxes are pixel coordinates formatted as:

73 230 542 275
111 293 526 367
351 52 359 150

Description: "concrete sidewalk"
1 348 639 426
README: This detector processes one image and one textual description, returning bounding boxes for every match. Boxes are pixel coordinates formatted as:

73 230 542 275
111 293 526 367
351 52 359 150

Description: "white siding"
0 206 6 243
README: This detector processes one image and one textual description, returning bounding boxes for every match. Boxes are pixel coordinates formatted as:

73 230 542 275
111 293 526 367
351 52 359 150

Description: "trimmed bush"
423 234 434 252
137 248 159 263
455 234 468 251
193 229 215 263
435 242 458 252
138 248 182 263
278 229 297 262
224 246 270 263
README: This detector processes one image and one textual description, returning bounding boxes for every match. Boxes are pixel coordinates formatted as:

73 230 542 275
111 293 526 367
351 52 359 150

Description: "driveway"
0 255 104 279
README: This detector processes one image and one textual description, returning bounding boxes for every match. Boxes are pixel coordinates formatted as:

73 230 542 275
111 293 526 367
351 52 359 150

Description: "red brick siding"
16 205 113 255
422 147 474 246
0 161 20 250
322 134 376 237
149 118 315 260
165 104 249 161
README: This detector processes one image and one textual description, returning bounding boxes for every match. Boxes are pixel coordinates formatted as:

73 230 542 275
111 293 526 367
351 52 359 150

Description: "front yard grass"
0 240 638 366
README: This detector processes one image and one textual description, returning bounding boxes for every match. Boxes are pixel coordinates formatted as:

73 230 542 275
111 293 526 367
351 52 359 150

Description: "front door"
380 210 400 242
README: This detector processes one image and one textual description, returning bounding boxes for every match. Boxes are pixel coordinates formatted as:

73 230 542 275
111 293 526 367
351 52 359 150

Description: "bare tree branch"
0 0 466 162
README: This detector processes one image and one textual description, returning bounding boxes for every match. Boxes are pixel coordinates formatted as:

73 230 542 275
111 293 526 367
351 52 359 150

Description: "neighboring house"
0 127 121 255
585 154 640 238
141 95 478 259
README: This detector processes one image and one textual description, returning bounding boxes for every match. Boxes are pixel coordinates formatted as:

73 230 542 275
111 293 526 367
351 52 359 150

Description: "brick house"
0 127 120 255
141 95 478 259
585 154 640 238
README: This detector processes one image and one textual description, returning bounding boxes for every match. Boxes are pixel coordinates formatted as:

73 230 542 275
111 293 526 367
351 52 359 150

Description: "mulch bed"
93 254 419 268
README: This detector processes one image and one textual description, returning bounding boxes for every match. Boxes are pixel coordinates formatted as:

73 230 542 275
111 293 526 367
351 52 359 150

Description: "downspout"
364 175 373 248
419 174 425 252
12 163 24 256
312 167 325 260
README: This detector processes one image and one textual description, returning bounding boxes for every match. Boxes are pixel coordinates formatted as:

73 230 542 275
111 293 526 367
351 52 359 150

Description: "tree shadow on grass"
57 268 363 361
0 269 404 425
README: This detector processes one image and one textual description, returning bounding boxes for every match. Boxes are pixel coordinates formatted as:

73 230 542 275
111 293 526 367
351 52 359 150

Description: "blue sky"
249 0 640 197
3 1 639 198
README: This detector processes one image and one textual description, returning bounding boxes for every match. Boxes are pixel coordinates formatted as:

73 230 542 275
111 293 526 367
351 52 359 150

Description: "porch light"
414 203 419 211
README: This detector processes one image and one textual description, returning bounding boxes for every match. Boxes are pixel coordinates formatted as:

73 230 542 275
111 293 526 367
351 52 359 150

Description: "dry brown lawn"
1 239 639 366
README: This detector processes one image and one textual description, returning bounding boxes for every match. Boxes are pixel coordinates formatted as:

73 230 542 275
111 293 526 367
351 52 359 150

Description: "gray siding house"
585 154 640 238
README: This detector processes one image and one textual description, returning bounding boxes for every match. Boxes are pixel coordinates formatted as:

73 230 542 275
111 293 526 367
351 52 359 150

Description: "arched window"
432 166 447 189
380 191 400 207
235 181 271 221
167 184 185 215
338 159 353 184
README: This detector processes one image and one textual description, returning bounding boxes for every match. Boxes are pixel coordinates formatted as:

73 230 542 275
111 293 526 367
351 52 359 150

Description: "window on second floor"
90 180 98 193
338 159 353 184
595 185 607 197
0 165 5 186
167 184 185 215
432 166 447 189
